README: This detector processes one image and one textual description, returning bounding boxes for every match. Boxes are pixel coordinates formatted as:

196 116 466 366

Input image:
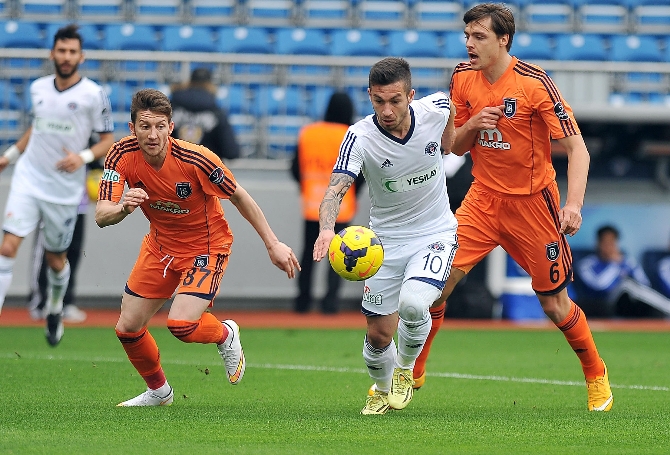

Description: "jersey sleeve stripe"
336 131 356 170
100 139 137 200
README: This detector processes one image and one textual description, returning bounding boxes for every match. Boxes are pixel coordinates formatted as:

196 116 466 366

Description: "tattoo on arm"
319 173 354 231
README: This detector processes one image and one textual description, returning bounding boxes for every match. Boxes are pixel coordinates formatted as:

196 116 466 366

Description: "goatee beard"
55 63 78 79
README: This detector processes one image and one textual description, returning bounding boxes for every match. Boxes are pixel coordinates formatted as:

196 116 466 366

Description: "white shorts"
3 187 78 252
362 230 458 316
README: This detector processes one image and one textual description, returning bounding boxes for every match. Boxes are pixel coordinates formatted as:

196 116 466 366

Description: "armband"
78 148 95 164
3 145 20 164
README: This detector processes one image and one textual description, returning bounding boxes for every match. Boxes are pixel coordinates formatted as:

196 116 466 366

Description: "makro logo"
150 200 190 214
478 128 510 150
101 169 121 183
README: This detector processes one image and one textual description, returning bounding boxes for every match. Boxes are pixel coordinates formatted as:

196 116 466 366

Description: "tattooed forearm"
319 173 354 231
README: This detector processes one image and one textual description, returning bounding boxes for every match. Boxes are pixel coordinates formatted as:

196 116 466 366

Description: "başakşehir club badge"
546 242 560 261
176 182 192 199
193 255 209 268
503 98 516 118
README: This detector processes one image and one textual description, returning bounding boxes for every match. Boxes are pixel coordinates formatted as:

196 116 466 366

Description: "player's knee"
398 279 442 323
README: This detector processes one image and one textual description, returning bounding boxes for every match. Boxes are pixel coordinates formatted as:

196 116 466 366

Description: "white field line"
2 353 668 392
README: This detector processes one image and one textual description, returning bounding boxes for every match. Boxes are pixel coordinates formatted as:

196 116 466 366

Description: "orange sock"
556 301 605 379
116 326 166 389
413 301 446 380
167 312 227 345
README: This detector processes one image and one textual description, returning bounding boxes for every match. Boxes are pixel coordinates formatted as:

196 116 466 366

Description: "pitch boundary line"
3 352 667 392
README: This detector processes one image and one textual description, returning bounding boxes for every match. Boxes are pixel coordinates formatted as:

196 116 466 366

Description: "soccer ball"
328 226 384 281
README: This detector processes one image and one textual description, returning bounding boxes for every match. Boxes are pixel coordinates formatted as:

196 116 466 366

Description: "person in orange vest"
291 92 363 313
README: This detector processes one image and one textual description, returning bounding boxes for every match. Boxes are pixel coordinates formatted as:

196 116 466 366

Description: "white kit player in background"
0 24 114 346
313 57 458 414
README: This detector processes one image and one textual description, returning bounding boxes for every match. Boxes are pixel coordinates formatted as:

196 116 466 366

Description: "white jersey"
334 92 457 242
12 75 113 205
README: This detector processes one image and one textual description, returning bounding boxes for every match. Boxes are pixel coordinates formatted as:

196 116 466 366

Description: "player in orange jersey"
96 89 300 407
414 3 612 411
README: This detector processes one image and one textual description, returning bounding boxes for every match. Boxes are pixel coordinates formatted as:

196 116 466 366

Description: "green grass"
1 326 669 454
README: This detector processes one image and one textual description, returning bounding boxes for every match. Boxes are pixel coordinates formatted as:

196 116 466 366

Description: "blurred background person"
291 91 362 314
170 67 240 161
575 224 670 318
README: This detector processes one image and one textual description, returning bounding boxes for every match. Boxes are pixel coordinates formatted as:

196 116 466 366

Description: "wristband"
3 145 20 164
78 148 95 164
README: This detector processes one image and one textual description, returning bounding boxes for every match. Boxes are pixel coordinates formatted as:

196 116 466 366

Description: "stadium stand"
413 0 463 31
75 0 128 22
162 24 216 52
245 0 296 27
356 0 409 30
17 0 70 21
0 80 24 146
132 0 185 24
511 33 554 61
523 1 575 33
554 33 608 61
189 0 239 25
300 0 352 29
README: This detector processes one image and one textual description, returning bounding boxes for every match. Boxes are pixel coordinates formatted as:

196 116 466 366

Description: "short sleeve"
449 64 470 129
333 128 363 179
195 145 238 199
98 143 127 202
530 72 580 140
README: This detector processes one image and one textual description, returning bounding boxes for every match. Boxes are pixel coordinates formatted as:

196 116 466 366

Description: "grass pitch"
1 325 669 454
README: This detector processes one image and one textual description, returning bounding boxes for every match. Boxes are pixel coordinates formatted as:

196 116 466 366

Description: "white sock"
0 255 15 315
46 261 70 315
396 313 431 369
362 337 396 393
153 381 171 397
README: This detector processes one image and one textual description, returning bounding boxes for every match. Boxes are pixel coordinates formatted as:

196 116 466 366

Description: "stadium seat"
576 3 629 35
307 86 335 119
523 2 575 33
253 85 307 117
356 0 409 30
189 0 238 26
442 31 468 60
610 35 663 62
216 85 257 157
103 23 159 50
413 1 463 32
104 82 135 139
17 0 69 20
632 4 670 35
0 20 44 48
0 81 25 147
245 0 296 27
217 26 273 54
347 85 374 119
301 0 353 29
75 0 128 22
642 250 670 298
132 0 185 24
387 30 442 58
511 33 553 61
44 22 103 49
554 34 608 61
331 29 386 56
162 25 216 53
275 28 329 55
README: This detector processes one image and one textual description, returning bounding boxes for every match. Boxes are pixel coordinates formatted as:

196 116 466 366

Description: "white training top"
12 75 113 205
334 92 457 242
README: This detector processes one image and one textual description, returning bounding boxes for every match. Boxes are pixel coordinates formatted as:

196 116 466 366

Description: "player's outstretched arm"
313 172 354 262
229 185 300 279
557 134 590 237
95 187 149 228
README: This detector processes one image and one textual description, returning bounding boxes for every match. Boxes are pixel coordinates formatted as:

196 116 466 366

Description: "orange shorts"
125 239 229 301
452 180 572 294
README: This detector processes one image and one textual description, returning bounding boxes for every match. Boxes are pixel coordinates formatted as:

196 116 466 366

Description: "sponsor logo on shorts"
209 167 226 184
424 141 439 156
363 285 383 306
193 255 209 268
504 98 516 118
554 102 570 121
149 200 189 214
546 242 560 261
176 182 192 199
101 169 121 183
382 163 439 193
428 241 446 253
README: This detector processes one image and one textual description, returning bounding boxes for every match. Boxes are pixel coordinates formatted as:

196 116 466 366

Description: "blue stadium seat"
253 85 307 117
554 34 608 61
413 1 463 31
104 82 135 138
357 0 409 30
331 29 385 56
276 28 329 55
245 0 296 27
162 25 216 53
75 0 127 22
523 1 575 33
633 4 670 35
387 30 442 58
347 85 374 119
610 35 663 62
44 22 103 50
18 0 69 20
103 23 160 50
133 0 185 24
307 86 335 119
511 33 554 61
0 81 24 110
0 20 45 48
642 250 670 298
217 26 273 54
442 31 468 60
576 3 629 35
301 0 352 29
190 0 238 25
216 85 257 157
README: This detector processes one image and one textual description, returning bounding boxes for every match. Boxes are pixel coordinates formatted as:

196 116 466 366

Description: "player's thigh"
361 242 406 316
404 230 458 288
169 293 214 321
117 293 167 332
452 187 499 272
39 201 78 252
2 189 40 238
175 253 229 302
126 243 183 299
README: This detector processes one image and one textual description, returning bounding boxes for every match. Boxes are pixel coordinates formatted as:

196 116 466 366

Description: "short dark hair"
190 67 212 84
131 89 172 124
464 3 516 52
597 225 619 240
369 57 412 94
53 24 83 49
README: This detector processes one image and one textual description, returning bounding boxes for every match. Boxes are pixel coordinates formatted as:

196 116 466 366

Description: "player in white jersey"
313 57 458 414
0 24 114 345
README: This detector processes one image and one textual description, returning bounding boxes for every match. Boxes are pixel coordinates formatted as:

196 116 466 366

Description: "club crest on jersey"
553 102 570 121
428 241 446 253
209 167 226 184
176 182 192 199
546 242 560 261
193 255 209 268
503 98 516 118
68 102 77 111
424 141 439 156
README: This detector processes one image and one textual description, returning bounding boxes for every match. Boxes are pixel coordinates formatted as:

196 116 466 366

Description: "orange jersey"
450 56 580 195
99 136 237 257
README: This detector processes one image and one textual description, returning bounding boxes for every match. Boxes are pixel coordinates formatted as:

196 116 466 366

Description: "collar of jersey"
372 105 415 146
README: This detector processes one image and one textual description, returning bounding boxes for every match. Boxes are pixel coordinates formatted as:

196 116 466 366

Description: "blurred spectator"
658 256 670 297
170 67 240 160
575 225 670 318
291 92 362 314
